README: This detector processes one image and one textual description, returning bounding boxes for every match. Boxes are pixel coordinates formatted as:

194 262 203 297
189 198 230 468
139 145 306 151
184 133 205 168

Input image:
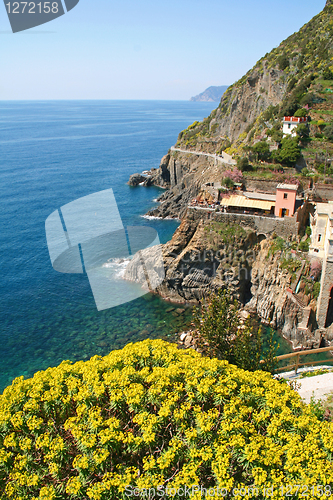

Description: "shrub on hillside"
294 108 308 118
277 54 289 71
299 240 310 252
193 290 277 373
236 156 252 172
323 67 333 80
1 339 333 500
324 123 333 142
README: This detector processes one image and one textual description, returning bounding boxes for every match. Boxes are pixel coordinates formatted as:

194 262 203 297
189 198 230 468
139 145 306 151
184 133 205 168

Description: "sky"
0 0 325 100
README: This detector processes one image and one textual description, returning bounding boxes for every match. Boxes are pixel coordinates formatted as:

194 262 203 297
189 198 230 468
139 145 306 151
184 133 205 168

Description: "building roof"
283 116 307 123
221 195 275 211
316 202 333 217
244 192 276 202
276 183 298 191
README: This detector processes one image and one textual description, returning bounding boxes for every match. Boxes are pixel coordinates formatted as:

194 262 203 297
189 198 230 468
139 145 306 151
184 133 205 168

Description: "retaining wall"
314 183 333 202
317 259 333 328
187 207 298 238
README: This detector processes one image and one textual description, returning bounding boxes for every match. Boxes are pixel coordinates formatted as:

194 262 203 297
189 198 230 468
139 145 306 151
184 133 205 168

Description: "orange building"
274 183 298 217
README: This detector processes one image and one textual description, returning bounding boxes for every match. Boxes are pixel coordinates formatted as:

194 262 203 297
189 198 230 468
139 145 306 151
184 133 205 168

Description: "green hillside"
176 1 333 180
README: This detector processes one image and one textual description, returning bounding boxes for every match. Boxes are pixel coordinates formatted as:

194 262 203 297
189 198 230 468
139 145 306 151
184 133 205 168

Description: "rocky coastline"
124 205 323 350
124 0 333 351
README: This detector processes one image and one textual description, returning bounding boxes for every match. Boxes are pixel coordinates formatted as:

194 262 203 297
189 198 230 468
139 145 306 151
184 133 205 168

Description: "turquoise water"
0 100 217 391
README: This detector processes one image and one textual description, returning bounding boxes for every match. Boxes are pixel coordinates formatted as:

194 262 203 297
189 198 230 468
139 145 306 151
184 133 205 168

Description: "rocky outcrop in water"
128 173 146 186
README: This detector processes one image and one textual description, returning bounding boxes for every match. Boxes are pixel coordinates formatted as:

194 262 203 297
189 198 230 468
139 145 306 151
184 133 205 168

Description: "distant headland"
190 85 229 102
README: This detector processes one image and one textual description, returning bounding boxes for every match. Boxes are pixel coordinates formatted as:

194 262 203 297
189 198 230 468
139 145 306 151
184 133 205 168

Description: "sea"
0 100 222 392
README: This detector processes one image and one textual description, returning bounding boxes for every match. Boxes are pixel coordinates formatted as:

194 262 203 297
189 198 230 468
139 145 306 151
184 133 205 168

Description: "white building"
309 203 333 259
309 203 333 328
283 116 308 137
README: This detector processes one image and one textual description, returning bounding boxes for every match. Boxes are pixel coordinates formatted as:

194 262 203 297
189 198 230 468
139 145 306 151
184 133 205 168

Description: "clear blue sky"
0 0 324 100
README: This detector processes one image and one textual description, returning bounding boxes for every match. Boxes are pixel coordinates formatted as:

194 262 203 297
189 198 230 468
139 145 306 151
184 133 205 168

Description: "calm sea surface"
0 100 297 392
0 100 218 391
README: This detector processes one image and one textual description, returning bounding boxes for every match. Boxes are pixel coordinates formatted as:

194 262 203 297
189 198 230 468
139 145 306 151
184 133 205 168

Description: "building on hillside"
192 183 301 218
274 183 298 217
220 193 275 215
309 203 333 259
310 203 333 328
283 116 308 136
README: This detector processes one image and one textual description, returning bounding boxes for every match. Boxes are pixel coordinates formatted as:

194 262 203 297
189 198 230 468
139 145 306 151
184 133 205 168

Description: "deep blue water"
0 100 218 391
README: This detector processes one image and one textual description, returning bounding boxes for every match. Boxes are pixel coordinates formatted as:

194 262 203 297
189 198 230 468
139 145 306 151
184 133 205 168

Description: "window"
318 234 322 242
284 193 288 199
288 124 291 129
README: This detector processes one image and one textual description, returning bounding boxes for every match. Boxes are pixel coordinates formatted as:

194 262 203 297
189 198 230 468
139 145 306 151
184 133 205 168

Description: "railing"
274 346 333 374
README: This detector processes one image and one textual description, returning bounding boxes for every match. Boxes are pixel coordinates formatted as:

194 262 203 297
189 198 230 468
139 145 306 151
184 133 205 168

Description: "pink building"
274 183 298 217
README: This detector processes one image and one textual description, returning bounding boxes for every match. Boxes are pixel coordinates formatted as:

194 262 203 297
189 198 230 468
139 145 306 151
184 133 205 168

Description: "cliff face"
147 152 225 218
247 240 303 344
125 217 258 304
206 67 286 145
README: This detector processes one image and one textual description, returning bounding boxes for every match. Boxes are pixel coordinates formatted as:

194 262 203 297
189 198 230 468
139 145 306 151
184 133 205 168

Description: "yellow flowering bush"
1 339 333 499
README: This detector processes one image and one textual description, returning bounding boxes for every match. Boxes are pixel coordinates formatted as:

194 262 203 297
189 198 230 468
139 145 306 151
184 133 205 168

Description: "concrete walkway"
297 373 333 403
170 146 236 165
279 367 333 403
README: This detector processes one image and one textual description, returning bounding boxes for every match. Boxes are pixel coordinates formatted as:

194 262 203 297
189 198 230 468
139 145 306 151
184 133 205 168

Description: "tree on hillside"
193 290 238 361
223 177 234 189
296 123 310 140
272 136 301 167
251 141 271 161
267 123 283 144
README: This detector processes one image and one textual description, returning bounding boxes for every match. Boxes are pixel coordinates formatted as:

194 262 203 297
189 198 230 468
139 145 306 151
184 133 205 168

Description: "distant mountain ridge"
190 86 229 102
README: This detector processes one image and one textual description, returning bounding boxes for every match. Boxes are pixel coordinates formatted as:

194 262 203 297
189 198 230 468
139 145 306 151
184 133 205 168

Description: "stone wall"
243 178 280 194
186 207 299 238
317 259 333 328
314 183 333 202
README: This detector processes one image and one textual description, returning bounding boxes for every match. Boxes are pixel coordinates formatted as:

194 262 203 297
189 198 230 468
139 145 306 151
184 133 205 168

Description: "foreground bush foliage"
1 340 333 499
